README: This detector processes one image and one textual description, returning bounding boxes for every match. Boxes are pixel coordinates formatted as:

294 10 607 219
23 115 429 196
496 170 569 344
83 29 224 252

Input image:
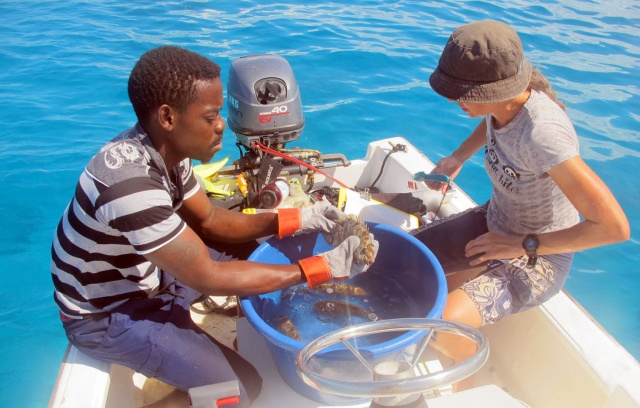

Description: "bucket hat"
429 20 532 103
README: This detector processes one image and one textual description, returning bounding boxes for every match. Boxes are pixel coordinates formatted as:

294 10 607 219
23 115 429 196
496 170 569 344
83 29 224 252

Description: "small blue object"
413 171 450 183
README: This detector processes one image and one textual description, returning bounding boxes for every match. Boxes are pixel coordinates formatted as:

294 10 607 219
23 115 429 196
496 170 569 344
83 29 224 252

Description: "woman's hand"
465 231 523 266
426 156 464 194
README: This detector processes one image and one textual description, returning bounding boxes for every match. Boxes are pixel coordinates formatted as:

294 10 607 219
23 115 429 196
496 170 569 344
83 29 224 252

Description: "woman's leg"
435 254 572 389
411 204 489 273
434 288 483 363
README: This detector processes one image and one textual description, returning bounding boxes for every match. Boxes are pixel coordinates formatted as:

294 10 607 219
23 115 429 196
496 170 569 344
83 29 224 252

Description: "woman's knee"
442 289 482 328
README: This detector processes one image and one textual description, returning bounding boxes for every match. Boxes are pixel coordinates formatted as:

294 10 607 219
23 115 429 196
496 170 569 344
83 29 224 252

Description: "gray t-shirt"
485 90 581 236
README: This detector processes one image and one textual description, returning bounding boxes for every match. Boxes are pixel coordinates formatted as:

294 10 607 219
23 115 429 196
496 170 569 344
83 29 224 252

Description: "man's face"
172 78 226 163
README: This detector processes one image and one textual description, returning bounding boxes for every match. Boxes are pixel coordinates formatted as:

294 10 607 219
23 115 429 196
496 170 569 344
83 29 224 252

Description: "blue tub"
240 223 446 404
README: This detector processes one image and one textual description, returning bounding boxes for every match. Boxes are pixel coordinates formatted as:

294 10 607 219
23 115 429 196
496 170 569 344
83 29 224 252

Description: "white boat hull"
49 137 640 408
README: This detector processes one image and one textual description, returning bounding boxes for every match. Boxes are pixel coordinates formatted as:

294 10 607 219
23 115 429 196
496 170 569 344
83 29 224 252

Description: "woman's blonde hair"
528 68 565 111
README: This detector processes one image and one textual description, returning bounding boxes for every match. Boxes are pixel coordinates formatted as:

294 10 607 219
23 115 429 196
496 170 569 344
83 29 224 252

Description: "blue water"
1 0 638 406
262 272 417 345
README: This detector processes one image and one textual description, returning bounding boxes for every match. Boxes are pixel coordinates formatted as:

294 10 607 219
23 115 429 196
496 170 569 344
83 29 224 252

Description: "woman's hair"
128 46 221 122
528 68 565 111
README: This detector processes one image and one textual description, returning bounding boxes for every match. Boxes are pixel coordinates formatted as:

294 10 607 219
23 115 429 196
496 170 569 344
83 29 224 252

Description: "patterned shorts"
412 203 574 325
461 255 570 325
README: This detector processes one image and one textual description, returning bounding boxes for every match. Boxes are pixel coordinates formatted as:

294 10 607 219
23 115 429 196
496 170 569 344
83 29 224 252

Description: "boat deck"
89 294 640 408
102 299 514 407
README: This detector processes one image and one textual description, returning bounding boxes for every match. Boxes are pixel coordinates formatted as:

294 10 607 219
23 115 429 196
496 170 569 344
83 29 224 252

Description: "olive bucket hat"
429 20 532 103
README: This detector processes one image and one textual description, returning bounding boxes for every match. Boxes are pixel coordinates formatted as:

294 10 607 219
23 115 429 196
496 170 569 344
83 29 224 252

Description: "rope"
251 141 350 189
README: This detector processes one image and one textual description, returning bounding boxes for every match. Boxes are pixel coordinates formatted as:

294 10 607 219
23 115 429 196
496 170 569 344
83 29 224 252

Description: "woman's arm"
426 120 487 192
538 156 629 253
464 156 629 264
451 119 488 164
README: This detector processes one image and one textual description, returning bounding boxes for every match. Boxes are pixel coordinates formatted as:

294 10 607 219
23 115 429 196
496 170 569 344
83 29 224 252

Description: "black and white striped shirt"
51 125 199 317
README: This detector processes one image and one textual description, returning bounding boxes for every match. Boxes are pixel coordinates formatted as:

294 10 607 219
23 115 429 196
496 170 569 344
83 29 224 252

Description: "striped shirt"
51 124 199 317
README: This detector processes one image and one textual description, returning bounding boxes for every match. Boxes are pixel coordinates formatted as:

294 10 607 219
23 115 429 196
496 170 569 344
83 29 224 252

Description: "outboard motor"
224 54 348 204
227 54 305 151
204 54 349 210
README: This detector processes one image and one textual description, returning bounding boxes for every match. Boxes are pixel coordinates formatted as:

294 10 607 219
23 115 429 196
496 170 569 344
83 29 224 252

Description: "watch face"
524 238 535 250
523 235 539 252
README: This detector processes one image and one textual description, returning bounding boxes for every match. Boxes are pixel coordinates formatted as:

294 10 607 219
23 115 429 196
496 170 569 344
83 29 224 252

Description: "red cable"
252 141 350 189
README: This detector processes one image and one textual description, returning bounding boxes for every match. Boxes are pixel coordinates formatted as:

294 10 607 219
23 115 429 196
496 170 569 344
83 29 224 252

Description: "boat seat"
49 344 111 408
427 384 525 407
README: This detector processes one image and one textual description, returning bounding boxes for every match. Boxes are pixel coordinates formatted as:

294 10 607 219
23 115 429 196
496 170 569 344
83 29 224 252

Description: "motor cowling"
227 54 305 149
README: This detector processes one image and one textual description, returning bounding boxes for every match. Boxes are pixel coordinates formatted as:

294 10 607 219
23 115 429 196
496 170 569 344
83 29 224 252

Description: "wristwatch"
522 234 540 268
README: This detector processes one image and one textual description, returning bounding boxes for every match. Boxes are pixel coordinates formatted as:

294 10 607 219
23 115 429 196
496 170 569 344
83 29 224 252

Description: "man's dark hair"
128 46 221 122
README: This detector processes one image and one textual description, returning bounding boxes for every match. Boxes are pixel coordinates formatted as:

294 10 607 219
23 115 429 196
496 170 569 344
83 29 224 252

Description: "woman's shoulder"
523 91 575 135
526 90 569 119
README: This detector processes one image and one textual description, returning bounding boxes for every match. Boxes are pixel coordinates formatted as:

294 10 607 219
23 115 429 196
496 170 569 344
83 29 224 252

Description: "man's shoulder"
87 128 154 186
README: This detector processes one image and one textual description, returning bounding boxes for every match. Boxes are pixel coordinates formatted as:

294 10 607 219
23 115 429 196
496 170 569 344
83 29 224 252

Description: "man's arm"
145 204 378 295
178 187 279 244
166 185 378 294
144 223 304 297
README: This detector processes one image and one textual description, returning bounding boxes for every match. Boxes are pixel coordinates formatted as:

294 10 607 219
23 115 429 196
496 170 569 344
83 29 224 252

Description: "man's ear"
157 104 175 130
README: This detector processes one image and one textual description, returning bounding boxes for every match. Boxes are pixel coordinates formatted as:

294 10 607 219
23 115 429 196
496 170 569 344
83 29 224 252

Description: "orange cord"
251 141 350 189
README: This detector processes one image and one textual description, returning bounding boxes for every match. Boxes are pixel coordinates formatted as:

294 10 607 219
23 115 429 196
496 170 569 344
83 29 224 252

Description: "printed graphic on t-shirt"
104 141 142 169
486 138 522 196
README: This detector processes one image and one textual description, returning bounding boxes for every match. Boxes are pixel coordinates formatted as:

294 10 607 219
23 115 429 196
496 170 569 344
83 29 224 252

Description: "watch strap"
523 234 539 268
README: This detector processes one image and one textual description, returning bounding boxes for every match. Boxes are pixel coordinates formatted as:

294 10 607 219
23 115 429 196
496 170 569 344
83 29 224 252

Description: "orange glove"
277 201 344 239
298 235 379 288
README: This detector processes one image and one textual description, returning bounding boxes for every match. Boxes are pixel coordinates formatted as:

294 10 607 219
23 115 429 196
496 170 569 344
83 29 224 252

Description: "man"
51 46 377 407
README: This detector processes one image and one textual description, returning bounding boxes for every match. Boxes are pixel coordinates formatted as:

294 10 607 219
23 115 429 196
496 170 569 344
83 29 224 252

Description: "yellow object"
338 187 419 231
237 174 249 196
242 208 277 214
193 157 233 196
337 187 348 211
193 157 229 178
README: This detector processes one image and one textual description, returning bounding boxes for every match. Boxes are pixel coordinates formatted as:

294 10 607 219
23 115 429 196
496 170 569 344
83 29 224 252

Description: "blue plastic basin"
240 223 446 404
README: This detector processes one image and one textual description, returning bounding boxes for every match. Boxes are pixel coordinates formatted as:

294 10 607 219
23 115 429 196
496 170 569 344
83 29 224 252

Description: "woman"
412 20 629 377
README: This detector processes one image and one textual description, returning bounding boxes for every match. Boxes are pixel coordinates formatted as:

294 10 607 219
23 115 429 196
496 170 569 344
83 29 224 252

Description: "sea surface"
1 1 638 406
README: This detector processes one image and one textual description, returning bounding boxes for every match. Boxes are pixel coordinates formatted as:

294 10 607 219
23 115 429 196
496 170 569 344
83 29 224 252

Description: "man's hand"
278 200 345 238
298 200 345 234
298 234 379 288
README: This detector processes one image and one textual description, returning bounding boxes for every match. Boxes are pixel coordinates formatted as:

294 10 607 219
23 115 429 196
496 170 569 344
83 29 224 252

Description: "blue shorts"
411 204 574 324
62 243 262 407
